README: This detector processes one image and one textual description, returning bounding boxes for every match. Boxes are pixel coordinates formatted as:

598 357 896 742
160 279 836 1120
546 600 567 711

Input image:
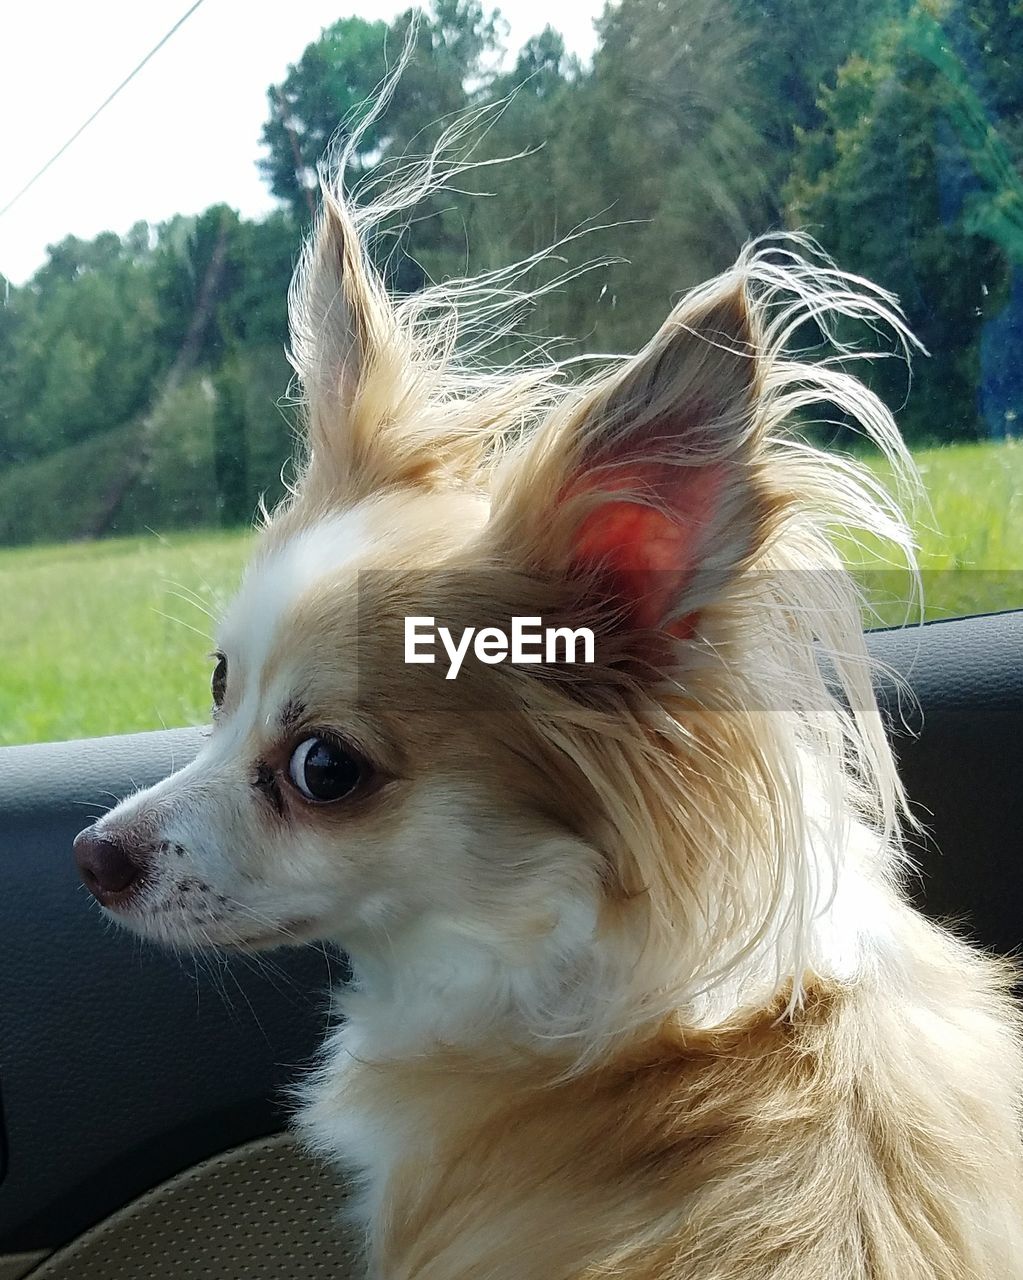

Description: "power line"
0 0 209 220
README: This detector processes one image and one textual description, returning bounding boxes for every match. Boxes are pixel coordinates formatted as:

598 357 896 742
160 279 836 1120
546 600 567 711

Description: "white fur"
220 511 371 687
74 202 1023 1274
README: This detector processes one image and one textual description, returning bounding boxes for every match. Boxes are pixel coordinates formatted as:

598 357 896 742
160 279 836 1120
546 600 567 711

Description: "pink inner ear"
570 463 725 632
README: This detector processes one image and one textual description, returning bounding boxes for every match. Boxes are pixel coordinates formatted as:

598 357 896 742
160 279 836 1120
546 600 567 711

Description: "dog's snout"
73 827 143 904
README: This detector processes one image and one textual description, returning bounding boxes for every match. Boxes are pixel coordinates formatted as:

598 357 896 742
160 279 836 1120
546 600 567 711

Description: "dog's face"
74 190 786 986
73 487 616 960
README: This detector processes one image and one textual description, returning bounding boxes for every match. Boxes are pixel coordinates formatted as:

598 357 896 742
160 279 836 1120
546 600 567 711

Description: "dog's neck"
299 782 898 1243
331 808 891 1067
335 873 608 1064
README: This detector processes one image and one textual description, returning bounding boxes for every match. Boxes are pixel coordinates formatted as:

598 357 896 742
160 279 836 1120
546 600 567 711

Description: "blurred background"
1 0 1020 744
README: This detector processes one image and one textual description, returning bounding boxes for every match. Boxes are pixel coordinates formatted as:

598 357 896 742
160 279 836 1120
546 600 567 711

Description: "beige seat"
9 1133 362 1280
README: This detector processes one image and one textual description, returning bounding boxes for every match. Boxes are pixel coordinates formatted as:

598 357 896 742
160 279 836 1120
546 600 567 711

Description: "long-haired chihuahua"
74 116 1023 1279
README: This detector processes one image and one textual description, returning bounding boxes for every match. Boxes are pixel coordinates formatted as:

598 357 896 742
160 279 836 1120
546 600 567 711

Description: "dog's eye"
288 736 365 803
211 653 228 709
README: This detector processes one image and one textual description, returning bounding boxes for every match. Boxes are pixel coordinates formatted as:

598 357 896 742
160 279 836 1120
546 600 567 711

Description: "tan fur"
88 102 1023 1278
283 165 1023 1271
323 933 1023 1280
281 204 1023 1269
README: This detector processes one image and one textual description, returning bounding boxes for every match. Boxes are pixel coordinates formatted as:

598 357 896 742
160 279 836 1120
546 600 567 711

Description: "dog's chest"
296 1042 405 1224
296 1020 472 1242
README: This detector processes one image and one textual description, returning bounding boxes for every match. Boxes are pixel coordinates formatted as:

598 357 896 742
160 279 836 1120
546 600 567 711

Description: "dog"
74 153 1023 1278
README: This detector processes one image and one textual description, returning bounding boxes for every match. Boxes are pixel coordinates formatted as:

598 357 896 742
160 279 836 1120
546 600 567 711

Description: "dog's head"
74 189 912 1038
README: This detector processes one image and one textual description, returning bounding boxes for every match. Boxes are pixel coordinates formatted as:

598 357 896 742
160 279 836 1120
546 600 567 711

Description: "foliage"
259 0 505 293
259 15 393 218
1 230 164 465
0 348 294 544
537 0 777 350
785 3 1020 443
1 0 1022 551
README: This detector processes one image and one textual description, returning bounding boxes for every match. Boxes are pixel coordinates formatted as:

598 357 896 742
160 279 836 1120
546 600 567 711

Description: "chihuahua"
75 160 1023 1278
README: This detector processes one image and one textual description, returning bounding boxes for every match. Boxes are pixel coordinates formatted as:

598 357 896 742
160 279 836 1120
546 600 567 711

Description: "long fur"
284 143 923 1050
283 141 1023 1272
85 86 1023 1280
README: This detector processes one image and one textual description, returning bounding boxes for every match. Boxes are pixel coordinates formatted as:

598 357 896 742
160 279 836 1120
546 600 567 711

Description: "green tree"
786 8 1011 442
260 1 503 221
153 205 242 368
259 16 393 220
730 0 907 203
519 0 776 353
219 211 297 347
212 355 251 528
1 233 164 463
260 1 507 296
965 0 1023 152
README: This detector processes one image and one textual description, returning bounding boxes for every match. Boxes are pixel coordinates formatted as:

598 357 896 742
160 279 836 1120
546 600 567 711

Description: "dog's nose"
73 827 142 903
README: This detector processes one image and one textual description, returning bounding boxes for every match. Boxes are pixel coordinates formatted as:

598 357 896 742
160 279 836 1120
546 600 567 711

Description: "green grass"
0 531 251 747
856 438 1023 624
1 439 1020 746
882 438 1022 568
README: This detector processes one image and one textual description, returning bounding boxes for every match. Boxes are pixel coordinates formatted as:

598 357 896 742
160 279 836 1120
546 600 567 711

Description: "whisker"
163 587 217 623
163 577 218 610
150 608 211 642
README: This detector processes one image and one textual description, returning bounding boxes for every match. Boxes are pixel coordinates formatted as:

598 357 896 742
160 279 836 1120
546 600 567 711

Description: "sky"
0 0 603 285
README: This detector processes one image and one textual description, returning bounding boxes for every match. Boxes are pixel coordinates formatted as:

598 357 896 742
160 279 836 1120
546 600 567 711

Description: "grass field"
0 532 251 747
1 439 1020 747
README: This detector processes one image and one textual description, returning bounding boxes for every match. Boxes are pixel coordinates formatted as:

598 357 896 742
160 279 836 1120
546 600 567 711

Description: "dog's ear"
486 275 774 636
289 192 438 502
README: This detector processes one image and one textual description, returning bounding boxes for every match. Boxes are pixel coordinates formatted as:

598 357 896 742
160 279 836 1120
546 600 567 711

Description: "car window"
2 0 1020 746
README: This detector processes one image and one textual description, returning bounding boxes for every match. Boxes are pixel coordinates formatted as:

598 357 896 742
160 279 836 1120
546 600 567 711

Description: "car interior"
1 606 1021 1277
4 0 1023 1268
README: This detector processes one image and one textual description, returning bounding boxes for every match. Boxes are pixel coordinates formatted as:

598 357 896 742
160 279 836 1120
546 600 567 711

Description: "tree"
153 205 242 369
8 0 1023 548
219 211 297 348
259 16 393 220
730 0 907 204
1 233 164 463
964 0 1023 154
522 0 777 353
260 2 504 222
213 355 251 527
785 8 1012 442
